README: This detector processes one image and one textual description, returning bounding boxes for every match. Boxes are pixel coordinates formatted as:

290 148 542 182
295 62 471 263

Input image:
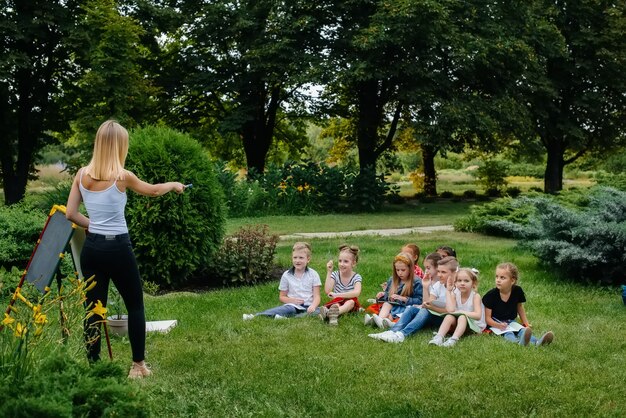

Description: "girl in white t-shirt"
429 268 486 347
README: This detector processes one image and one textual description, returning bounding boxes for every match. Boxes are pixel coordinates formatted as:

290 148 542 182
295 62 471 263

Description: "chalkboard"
25 206 75 293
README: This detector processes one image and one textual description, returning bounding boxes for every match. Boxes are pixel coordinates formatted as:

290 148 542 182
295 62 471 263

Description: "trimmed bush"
519 187 626 285
125 126 225 288
0 203 46 268
454 196 537 236
208 225 279 286
0 266 21 299
458 187 625 285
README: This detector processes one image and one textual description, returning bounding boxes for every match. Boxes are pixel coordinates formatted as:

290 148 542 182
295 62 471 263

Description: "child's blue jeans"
391 305 443 337
502 330 538 345
256 304 318 318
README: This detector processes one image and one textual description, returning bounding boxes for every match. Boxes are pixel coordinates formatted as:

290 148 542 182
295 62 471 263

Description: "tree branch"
374 101 402 159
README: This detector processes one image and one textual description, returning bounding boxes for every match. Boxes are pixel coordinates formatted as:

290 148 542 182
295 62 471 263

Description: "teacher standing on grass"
66 120 185 379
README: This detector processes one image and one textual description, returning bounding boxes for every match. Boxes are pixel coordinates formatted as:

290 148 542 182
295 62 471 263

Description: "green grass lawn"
104 230 625 417
226 201 474 235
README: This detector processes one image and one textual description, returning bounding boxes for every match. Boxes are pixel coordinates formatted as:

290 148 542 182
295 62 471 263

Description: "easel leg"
55 268 69 343
104 321 113 360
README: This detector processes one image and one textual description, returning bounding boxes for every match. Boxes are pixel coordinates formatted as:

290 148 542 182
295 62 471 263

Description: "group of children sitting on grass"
243 241 554 347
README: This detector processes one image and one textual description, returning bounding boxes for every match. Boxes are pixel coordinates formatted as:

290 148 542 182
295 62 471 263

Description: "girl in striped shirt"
319 244 363 326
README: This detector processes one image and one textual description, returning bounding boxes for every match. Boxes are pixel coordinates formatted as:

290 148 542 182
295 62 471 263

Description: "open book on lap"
490 321 523 335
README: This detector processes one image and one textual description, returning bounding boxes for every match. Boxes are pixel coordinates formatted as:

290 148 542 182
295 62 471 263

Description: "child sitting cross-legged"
370 253 451 343
364 252 422 329
428 268 486 347
243 242 321 320
319 244 363 326
483 262 554 346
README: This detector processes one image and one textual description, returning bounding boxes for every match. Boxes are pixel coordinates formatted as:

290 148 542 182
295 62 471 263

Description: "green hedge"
126 126 225 288
0 203 46 268
217 161 393 217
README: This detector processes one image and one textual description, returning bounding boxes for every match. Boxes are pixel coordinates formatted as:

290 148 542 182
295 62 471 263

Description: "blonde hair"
456 267 479 289
390 252 416 297
292 242 312 257
497 262 519 282
338 244 359 263
85 120 129 181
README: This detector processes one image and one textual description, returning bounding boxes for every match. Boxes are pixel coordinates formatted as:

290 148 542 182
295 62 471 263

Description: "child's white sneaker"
442 337 458 347
274 314 288 320
373 314 385 329
428 334 444 346
368 330 393 340
536 331 554 346
364 314 373 326
242 314 255 321
381 331 405 343
382 318 394 328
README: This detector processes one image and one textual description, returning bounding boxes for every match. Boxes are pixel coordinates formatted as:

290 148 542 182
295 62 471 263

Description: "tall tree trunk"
421 143 438 196
242 121 272 178
1 72 39 205
356 79 382 173
241 85 280 178
544 139 564 194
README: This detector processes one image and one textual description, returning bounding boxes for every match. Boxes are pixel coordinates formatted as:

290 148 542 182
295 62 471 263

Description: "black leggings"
81 233 145 362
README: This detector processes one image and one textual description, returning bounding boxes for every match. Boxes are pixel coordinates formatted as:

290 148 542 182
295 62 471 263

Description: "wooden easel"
1 205 113 359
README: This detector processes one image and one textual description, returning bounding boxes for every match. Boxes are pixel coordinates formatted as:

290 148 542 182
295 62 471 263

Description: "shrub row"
218 161 395 217
456 187 625 285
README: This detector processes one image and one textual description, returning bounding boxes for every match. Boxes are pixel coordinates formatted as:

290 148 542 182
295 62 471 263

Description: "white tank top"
79 169 128 235
454 289 486 331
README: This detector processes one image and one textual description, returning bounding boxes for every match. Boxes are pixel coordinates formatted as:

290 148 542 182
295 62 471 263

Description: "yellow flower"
90 300 108 319
297 185 304 192
2 313 15 326
34 312 47 325
278 181 287 190
14 322 27 338
84 280 97 292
